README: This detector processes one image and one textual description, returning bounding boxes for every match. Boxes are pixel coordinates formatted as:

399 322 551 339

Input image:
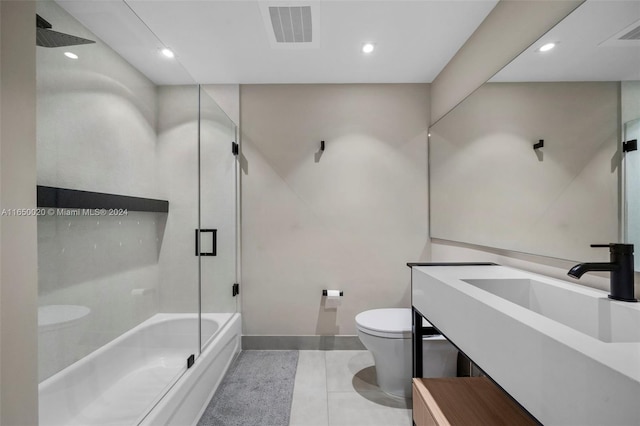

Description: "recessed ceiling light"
161 48 175 58
362 43 375 54
538 42 556 52
64 52 78 59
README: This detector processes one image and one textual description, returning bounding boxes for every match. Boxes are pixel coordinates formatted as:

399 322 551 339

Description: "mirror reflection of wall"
429 0 640 263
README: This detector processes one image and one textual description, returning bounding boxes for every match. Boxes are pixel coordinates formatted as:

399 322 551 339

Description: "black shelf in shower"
37 186 169 213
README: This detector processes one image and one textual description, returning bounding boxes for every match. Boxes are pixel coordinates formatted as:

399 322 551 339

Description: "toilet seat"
355 308 444 339
355 308 414 339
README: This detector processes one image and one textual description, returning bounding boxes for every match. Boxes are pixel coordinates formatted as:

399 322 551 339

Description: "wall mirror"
429 0 640 265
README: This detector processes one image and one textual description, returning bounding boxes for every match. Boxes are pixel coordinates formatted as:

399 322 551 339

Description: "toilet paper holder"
322 290 343 296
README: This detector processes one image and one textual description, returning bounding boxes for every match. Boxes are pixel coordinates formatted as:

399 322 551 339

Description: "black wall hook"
533 139 544 150
623 139 637 152
320 140 325 151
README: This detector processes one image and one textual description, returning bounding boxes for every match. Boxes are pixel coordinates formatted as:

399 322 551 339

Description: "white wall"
0 1 38 424
241 84 429 336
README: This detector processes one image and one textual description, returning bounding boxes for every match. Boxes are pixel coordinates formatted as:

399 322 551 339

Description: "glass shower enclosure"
624 118 640 271
35 2 238 424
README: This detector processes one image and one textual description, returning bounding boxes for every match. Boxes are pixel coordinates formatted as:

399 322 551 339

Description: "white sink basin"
412 265 640 426
463 278 640 343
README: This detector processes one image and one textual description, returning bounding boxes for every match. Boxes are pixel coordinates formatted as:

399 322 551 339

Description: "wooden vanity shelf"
412 377 538 426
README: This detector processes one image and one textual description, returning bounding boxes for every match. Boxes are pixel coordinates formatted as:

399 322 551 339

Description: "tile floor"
289 351 412 426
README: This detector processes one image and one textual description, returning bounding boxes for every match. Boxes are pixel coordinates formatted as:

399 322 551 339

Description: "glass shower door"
198 87 238 349
624 118 640 271
35 2 201 424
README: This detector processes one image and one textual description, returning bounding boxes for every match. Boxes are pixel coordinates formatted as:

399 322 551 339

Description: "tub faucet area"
568 243 637 302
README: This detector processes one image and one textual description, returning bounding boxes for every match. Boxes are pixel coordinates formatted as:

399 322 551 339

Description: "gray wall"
0 2 38 424
240 84 429 336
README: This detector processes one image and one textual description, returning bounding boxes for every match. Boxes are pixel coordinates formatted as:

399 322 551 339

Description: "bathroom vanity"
410 264 640 426
412 377 536 426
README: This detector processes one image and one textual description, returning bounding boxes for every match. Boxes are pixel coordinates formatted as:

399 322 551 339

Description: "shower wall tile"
156 86 200 314
36 1 159 199
37 212 162 381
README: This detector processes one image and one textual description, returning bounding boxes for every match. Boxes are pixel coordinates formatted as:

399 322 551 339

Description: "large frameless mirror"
429 0 640 264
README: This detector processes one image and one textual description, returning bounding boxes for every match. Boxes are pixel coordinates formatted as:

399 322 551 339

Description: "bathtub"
39 312 241 426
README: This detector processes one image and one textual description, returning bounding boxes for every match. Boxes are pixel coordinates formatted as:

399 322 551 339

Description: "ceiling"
492 0 640 82
57 0 498 85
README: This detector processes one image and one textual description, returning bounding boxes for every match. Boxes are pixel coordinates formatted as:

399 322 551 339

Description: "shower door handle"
195 229 217 256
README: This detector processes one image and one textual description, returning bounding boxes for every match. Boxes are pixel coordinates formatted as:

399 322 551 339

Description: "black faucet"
568 244 637 302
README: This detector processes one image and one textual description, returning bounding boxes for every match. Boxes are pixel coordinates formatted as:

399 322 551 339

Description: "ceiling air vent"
619 24 640 40
259 3 319 49
269 6 312 43
601 19 640 46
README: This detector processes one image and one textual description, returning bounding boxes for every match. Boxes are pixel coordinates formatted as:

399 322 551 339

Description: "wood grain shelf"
413 377 538 426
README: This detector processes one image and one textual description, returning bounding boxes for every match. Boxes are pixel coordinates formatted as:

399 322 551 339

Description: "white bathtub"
39 312 241 426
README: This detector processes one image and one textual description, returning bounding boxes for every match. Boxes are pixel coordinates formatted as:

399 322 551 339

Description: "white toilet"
355 308 457 398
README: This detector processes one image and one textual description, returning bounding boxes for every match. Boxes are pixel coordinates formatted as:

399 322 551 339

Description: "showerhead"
36 14 95 48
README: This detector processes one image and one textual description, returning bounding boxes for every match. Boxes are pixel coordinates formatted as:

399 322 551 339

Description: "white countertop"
412 264 640 426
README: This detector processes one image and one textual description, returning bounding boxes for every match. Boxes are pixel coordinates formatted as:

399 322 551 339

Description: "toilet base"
358 331 458 398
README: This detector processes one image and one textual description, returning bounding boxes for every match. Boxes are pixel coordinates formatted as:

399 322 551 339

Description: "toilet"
355 308 457 398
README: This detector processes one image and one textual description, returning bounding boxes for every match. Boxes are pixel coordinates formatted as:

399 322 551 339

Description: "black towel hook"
533 139 544 150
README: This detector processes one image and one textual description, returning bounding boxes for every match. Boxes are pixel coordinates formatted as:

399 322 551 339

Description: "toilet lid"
356 308 424 339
